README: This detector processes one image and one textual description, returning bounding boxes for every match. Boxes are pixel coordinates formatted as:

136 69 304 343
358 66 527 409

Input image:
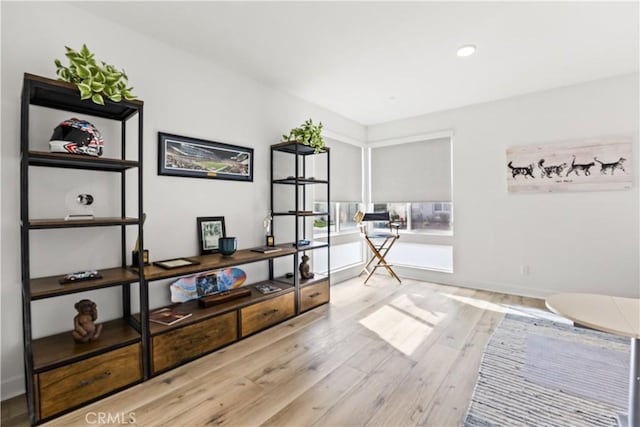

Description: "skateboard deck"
170 267 247 303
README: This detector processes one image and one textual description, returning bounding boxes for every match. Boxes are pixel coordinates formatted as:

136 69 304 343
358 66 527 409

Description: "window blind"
370 137 451 202
314 138 363 202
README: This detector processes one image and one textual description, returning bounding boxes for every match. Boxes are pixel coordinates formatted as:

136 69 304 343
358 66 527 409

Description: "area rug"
464 312 630 427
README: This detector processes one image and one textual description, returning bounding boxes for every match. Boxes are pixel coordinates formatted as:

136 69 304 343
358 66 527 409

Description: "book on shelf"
254 283 282 294
251 246 283 254
149 307 192 326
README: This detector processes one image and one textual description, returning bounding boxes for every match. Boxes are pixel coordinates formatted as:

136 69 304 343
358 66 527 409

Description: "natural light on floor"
439 293 570 323
358 294 445 356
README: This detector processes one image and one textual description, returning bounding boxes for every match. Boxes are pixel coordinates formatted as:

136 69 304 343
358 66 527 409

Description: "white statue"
263 210 273 236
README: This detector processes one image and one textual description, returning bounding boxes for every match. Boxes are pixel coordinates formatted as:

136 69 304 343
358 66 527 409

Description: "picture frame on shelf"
158 132 254 181
197 216 226 254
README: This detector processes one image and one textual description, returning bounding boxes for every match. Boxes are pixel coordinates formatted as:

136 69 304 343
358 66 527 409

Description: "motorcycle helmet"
49 118 104 157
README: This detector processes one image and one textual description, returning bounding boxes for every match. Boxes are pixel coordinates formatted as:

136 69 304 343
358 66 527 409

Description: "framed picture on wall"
158 132 254 181
197 216 226 255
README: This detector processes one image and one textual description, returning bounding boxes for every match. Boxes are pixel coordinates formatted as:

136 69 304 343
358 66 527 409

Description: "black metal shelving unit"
270 141 331 313
20 73 145 424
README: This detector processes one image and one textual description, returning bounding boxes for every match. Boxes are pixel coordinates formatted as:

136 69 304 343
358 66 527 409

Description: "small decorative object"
132 250 150 267
158 133 254 181
198 288 252 308
54 44 136 105
153 258 200 270
65 191 96 221
170 267 247 303
59 270 101 284
131 213 149 266
218 237 237 256
197 216 226 254
281 118 326 153
299 254 315 279
72 299 103 343
264 210 274 246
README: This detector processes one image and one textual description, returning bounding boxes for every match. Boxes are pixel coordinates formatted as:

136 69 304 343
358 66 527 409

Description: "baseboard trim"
1 375 24 401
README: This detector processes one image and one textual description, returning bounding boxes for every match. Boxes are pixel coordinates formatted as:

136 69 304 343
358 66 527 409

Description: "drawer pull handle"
78 370 111 388
308 292 321 298
263 309 279 316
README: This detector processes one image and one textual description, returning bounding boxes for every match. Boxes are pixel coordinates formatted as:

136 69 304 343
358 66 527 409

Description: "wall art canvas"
506 138 632 193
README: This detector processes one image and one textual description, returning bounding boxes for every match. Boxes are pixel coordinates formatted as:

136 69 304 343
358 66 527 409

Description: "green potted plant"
54 44 136 105
282 118 325 153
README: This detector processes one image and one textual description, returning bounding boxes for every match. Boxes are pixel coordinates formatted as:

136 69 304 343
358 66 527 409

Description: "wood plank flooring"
1 276 546 427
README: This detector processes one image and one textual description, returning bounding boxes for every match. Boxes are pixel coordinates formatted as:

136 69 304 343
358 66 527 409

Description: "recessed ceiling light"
457 45 476 57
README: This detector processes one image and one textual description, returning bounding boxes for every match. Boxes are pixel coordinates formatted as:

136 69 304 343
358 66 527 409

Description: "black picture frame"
197 216 226 254
158 132 254 181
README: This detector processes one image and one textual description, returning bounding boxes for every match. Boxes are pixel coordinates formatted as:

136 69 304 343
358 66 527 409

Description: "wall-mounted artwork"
158 132 253 181
506 138 632 193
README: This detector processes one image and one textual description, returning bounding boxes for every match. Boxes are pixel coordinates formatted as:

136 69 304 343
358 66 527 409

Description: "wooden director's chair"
354 211 401 284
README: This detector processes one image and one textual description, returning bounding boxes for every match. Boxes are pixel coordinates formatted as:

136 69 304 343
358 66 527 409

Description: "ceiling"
73 1 639 126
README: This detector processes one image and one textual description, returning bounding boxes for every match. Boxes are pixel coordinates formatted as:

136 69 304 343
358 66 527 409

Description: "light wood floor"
2 276 545 427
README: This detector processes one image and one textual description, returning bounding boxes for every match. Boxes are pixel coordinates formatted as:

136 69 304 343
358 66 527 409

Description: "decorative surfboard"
170 267 247 303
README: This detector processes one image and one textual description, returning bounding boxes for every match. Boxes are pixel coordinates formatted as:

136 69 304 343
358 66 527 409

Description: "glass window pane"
338 202 362 232
313 202 336 234
371 203 407 230
410 202 453 233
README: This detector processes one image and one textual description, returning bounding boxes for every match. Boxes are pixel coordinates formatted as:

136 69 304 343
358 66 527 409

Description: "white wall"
0 2 365 399
368 73 640 300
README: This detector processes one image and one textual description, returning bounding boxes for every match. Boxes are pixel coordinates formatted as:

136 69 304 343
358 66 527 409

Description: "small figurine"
264 210 274 246
263 210 273 236
299 254 315 280
72 299 103 343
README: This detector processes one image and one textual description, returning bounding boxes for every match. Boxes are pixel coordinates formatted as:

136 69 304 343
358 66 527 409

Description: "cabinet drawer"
152 311 237 373
37 343 141 420
240 292 295 337
299 280 330 312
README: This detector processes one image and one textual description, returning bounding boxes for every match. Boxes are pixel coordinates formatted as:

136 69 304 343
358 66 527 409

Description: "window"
372 202 453 234
314 202 363 236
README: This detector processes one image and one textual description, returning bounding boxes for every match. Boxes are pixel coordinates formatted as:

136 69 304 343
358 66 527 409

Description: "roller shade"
315 138 363 202
371 137 451 202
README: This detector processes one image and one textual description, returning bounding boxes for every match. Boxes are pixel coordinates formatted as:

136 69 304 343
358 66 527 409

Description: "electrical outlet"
521 265 530 275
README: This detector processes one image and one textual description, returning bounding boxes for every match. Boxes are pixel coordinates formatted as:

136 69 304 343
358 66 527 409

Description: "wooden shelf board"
30 267 140 300
274 273 329 287
272 211 329 217
24 73 143 121
32 318 140 371
28 151 138 172
272 178 329 186
28 217 139 229
139 282 295 335
271 141 328 155
278 240 329 251
141 246 296 281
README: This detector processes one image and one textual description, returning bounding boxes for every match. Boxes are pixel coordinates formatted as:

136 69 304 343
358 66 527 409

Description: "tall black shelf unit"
270 141 331 313
20 74 146 424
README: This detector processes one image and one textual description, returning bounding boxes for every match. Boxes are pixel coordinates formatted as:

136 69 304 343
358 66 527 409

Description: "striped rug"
464 312 629 427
